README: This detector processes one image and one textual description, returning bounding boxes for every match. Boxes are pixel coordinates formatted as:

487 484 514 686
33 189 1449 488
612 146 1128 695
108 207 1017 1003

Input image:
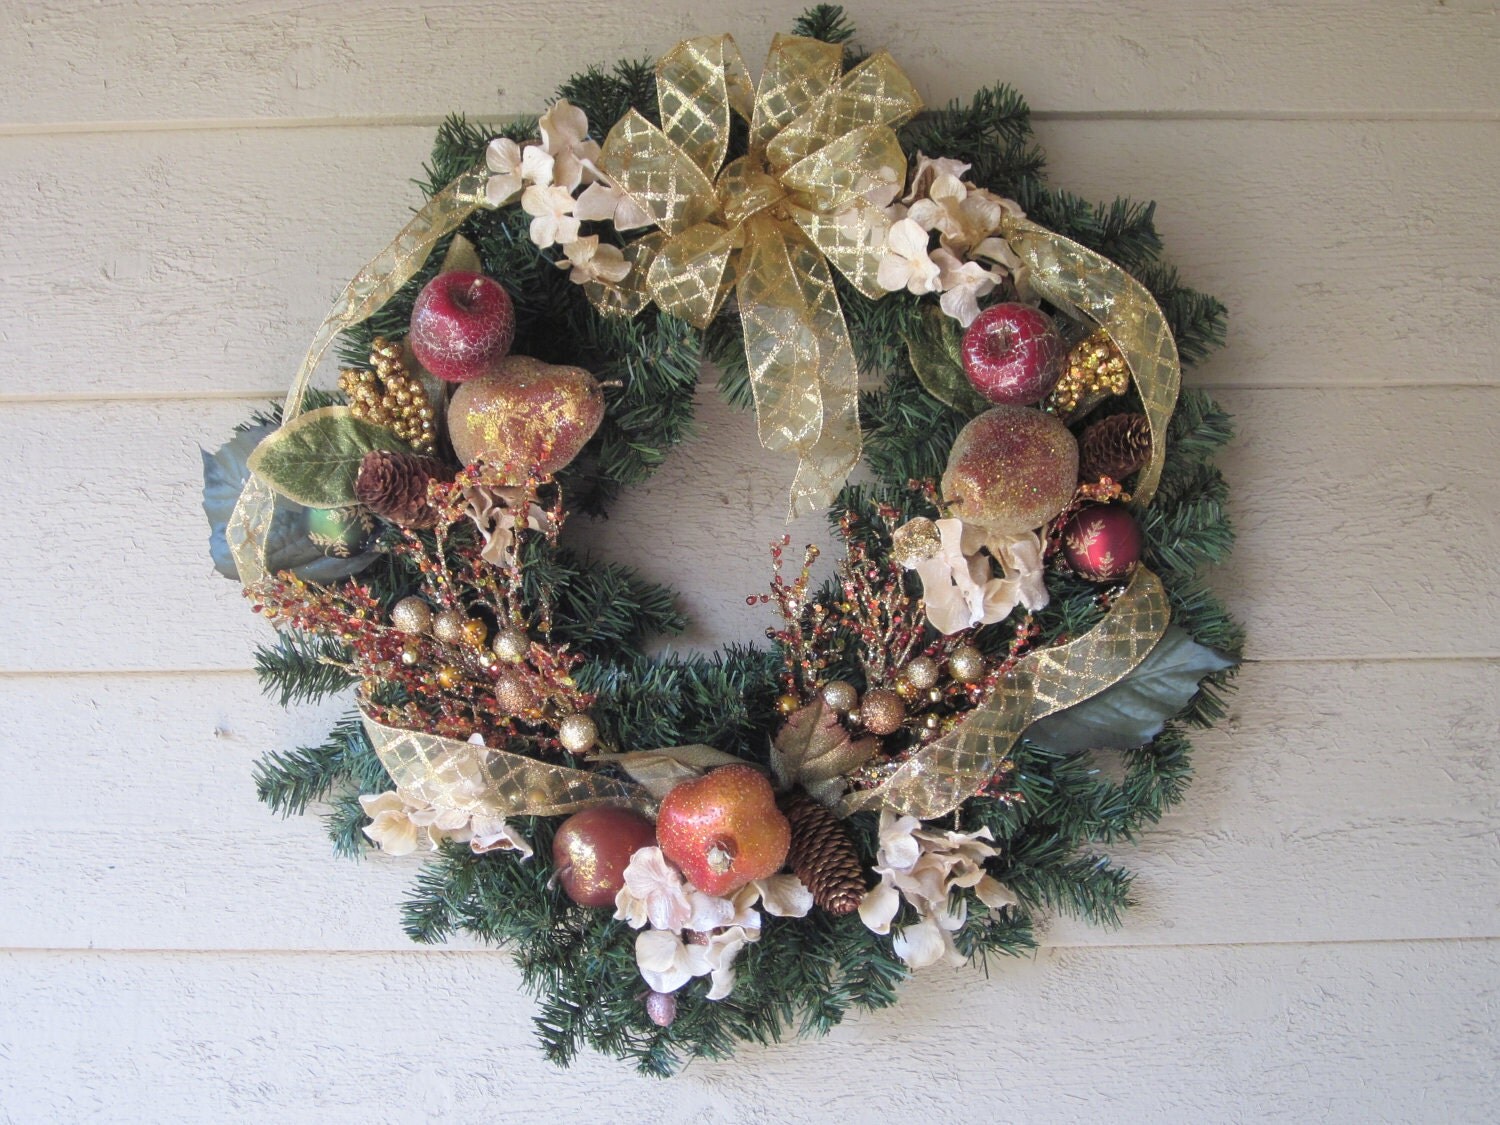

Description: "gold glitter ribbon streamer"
999 215 1181 508
226 168 492 589
363 715 649 819
841 567 1172 819
592 34 922 516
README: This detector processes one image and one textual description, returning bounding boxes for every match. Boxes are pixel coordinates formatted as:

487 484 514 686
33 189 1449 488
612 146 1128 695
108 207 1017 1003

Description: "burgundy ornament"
409 270 516 383
960 302 1064 405
552 806 657 908
1062 504 1144 583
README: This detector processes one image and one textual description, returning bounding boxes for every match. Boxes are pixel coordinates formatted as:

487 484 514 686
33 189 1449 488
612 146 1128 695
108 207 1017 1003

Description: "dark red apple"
408 270 516 383
656 765 790 897
552 806 657 908
961 302 1063 405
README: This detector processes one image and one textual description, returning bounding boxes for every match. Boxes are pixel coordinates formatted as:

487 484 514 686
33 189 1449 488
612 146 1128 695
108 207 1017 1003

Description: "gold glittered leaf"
772 699 879 787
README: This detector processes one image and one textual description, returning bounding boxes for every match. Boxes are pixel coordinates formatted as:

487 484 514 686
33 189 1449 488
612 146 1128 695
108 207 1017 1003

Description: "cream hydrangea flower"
904 152 973 204
614 846 693 931
899 517 1021 634
961 525 1049 613
877 217 942 295
358 789 532 859
931 248 1003 326
572 176 655 231
616 846 812 998
485 137 525 205
556 236 632 286
858 810 1017 970
521 184 582 248
536 100 600 191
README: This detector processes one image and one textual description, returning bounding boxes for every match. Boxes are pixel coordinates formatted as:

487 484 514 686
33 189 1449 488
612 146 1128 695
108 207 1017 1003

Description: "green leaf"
246 406 409 508
1024 626 1235 753
439 232 483 275
904 304 990 416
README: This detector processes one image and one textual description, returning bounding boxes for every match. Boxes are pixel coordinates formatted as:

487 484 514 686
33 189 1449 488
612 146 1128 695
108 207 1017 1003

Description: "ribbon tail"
363 711 650 819
841 568 1172 818
999 216 1181 509
736 217 862 517
228 168 490 589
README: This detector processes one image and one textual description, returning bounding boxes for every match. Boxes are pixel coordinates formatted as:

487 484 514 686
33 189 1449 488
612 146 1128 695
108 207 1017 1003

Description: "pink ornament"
408 271 516 383
1062 504 1144 582
961 302 1064 405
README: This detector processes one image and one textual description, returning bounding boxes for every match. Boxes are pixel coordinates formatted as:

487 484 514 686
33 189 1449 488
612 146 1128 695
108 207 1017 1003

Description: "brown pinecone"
354 450 445 528
780 791 866 916
1079 413 1152 482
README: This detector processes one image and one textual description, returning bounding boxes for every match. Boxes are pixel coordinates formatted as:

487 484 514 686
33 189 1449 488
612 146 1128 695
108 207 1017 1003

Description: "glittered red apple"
656 765 790 896
408 270 516 383
961 302 1063 405
552 806 658 908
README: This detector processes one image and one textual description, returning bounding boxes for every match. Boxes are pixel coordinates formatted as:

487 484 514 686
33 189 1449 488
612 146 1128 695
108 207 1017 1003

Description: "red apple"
961 302 1063 405
552 806 657 908
408 270 516 383
656 765 790 897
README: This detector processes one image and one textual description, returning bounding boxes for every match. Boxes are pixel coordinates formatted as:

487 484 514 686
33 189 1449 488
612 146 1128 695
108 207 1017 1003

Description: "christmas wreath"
203 6 1241 1075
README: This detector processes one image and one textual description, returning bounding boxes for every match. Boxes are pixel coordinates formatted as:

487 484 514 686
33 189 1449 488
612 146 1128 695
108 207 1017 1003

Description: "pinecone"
780 791 866 916
354 450 445 528
1079 413 1152 482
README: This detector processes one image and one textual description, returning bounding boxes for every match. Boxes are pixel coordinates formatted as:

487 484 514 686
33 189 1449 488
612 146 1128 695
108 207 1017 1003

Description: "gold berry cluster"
339 337 436 453
1049 329 1130 414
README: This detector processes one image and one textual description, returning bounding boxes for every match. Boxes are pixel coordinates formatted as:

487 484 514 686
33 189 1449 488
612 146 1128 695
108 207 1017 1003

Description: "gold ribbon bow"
588 34 923 516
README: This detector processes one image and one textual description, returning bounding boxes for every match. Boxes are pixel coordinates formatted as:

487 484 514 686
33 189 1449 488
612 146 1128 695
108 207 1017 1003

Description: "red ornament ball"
960 302 1064 405
551 806 657 907
1062 504 1144 583
409 270 516 383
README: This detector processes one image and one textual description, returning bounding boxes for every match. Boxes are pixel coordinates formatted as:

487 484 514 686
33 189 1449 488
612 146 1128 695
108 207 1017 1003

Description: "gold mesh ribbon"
364 716 649 818
999 214 1181 508
591 34 922 516
842 568 1173 819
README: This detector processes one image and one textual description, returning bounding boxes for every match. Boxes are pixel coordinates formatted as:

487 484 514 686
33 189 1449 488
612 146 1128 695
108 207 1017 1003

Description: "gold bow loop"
592 34 923 516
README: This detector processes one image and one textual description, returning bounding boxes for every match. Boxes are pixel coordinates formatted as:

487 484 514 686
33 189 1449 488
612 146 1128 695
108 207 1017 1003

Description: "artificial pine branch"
253 630 355 706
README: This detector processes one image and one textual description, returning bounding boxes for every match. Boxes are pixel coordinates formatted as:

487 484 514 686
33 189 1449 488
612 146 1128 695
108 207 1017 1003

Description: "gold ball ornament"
447 355 605 480
436 665 462 689
949 645 985 683
942 405 1079 536
461 618 489 647
905 656 940 690
776 693 800 716
492 628 529 664
432 609 467 645
558 713 599 753
390 597 433 635
860 688 906 735
895 677 922 702
495 672 537 714
400 640 422 666
821 680 859 713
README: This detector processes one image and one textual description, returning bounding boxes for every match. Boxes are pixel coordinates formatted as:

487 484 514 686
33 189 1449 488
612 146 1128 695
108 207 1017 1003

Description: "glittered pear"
447 355 605 480
942 405 1078 535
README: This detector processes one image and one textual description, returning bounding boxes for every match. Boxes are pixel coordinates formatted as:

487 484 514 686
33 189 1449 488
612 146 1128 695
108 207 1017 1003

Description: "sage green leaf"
904 304 990 416
591 744 747 799
439 232 483 275
245 406 409 508
1024 626 1235 753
